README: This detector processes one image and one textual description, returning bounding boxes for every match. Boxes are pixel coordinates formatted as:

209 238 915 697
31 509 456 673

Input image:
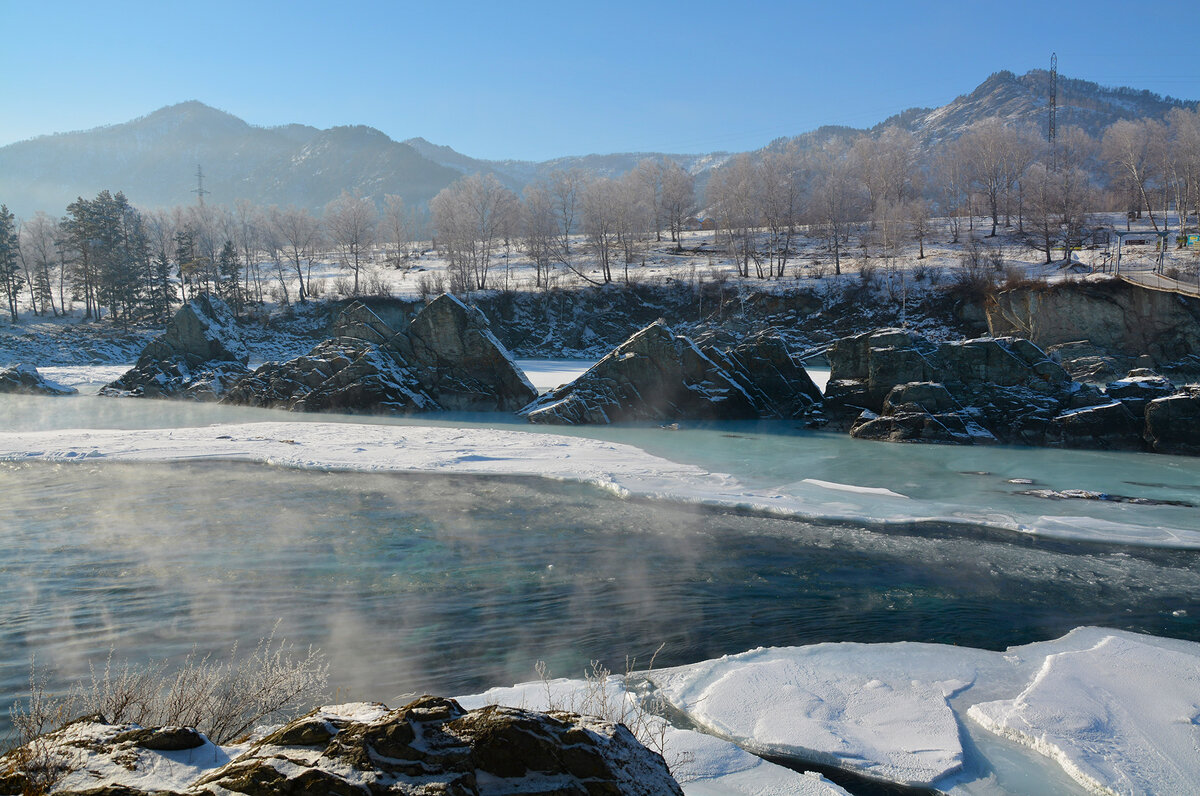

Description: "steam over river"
3 457 1200 726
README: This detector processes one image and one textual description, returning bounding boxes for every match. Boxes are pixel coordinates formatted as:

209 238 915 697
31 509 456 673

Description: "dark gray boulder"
524 322 823 425
827 329 1133 449
706 330 823 419
400 293 537 412
1145 387 1200 456
0 363 77 396
522 321 759 424
221 302 433 413
1105 369 1177 416
850 382 997 445
1049 400 1145 451
223 296 536 415
101 295 250 400
197 697 682 796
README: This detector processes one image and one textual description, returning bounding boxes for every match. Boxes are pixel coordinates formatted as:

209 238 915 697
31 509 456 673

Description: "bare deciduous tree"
431 173 517 292
325 192 377 295
1103 118 1168 231
269 205 322 302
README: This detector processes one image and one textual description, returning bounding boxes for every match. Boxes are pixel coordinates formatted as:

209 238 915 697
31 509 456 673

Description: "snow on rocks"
222 296 537 414
0 362 77 396
1 698 684 796
100 294 251 400
456 677 850 796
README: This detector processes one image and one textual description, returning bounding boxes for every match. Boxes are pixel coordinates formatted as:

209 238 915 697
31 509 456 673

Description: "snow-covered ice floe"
455 679 851 796
645 628 1200 793
3 420 1200 549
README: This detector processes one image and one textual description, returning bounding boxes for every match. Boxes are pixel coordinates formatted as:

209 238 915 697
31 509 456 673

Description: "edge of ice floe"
1 421 1199 549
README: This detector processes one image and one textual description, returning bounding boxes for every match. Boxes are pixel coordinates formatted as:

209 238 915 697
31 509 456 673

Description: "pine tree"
218 240 242 315
0 205 23 322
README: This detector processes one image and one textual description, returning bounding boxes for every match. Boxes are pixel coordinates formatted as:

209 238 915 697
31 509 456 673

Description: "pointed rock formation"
222 295 536 415
100 295 250 400
523 321 820 425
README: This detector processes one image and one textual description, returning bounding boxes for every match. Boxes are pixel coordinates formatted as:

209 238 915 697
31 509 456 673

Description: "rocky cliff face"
825 327 1200 454
0 697 683 796
987 278 1200 380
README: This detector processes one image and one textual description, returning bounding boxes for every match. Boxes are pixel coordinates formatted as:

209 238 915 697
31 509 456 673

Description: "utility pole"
193 165 209 206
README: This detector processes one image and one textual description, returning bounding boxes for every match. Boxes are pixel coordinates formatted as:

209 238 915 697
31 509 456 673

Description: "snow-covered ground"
279 214 1200 303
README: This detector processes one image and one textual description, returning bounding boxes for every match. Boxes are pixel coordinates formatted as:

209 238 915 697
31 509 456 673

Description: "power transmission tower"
1048 53 1058 168
193 165 209 206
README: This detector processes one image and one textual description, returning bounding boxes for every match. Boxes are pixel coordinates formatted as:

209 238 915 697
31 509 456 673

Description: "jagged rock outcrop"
522 321 820 425
398 293 538 412
1145 386 1200 456
988 277 1200 376
222 296 536 415
1 698 683 796
705 330 824 419
827 328 1148 449
849 381 997 445
830 328 1200 454
0 363 77 396
101 295 250 400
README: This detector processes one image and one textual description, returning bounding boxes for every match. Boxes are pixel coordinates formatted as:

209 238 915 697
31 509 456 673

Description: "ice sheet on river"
3 420 1200 549
649 628 1200 793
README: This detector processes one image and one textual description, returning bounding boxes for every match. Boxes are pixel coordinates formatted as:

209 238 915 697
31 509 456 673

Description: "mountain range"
1 69 1194 220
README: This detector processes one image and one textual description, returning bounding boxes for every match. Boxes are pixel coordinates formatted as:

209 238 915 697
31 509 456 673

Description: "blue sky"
2 0 1197 160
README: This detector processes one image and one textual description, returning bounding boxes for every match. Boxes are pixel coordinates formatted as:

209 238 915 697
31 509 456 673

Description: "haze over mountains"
1 69 1194 220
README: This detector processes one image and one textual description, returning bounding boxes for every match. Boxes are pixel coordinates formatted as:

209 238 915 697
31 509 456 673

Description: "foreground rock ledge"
0 696 683 796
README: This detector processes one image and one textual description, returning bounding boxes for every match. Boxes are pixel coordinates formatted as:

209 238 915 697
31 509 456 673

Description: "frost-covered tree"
325 192 377 295
660 160 696 249
382 194 409 268
707 154 761 278
521 184 559 288
759 146 805 277
1165 109 1200 234
431 173 516 292
806 140 865 276
19 213 61 317
581 177 622 284
548 168 586 256
269 205 321 302
1102 118 1168 231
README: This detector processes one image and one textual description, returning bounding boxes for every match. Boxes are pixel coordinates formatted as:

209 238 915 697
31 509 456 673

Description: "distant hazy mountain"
0 101 462 218
1 71 1194 219
403 136 732 189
